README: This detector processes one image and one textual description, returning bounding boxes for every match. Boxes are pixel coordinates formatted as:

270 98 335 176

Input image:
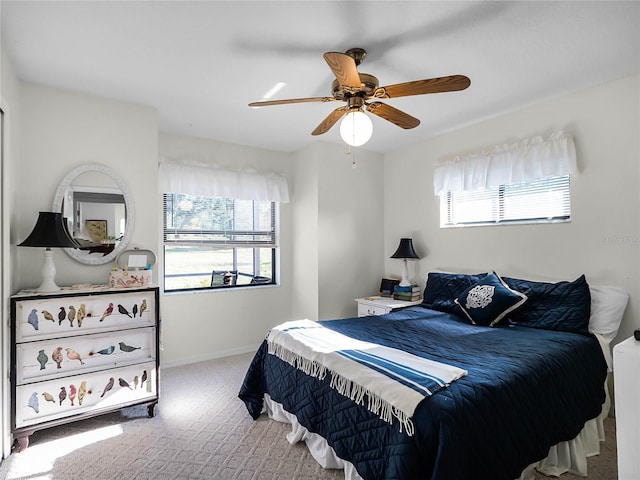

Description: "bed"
239 271 628 480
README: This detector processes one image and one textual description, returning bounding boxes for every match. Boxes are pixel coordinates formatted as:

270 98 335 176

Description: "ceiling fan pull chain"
345 144 357 168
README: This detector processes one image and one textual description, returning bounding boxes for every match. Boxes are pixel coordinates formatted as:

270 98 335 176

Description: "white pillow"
589 286 629 341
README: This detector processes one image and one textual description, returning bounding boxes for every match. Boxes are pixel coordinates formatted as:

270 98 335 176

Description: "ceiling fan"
248 48 471 146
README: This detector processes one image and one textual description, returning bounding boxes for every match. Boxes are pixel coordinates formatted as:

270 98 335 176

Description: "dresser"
355 296 423 317
10 286 160 451
614 336 640 480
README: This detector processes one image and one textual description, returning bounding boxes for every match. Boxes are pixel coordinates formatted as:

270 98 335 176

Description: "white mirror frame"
52 163 136 265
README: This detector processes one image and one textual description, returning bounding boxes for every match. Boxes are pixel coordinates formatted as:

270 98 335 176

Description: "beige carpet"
0 352 617 479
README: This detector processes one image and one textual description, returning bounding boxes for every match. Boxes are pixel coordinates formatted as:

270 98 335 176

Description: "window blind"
441 175 570 227
163 194 276 248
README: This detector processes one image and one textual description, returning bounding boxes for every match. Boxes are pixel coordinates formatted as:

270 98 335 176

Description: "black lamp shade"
390 238 420 259
18 212 79 248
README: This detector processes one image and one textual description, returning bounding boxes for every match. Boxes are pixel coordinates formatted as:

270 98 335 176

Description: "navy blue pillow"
454 271 528 326
422 272 487 314
503 275 591 335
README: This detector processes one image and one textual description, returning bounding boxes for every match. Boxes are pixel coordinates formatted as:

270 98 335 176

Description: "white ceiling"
1 1 639 154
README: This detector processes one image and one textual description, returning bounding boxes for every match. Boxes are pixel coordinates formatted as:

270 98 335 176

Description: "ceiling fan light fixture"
340 109 373 147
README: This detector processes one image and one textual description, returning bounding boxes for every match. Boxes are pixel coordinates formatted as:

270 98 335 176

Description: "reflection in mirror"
52 164 135 265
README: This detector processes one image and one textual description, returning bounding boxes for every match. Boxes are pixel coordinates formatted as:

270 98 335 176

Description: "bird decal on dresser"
140 369 148 389
89 345 115 357
117 304 132 317
139 299 147 317
37 350 48 370
68 305 76 327
132 304 138 318
101 377 115 398
78 381 88 405
28 392 39 414
69 384 77 406
41 310 55 323
99 303 114 322
119 342 141 353
77 304 86 327
65 348 85 365
52 347 64 369
118 378 132 390
59 386 67 406
42 391 55 403
133 375 139 390
27 309 39 331
58 306 66 325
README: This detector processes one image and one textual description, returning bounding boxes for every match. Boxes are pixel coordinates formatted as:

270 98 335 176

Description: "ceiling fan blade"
374 75 470 99
311 106 348 135
323 52 361 88
366 102 420 129
249 96 337 107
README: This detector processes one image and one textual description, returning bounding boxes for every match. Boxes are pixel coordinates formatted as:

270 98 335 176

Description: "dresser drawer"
357 303 390 317
16 327 156 385
14 290 156 342
15 361 157 429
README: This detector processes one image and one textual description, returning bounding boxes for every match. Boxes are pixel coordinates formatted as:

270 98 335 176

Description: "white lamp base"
399 258 411 287
36 248 62 293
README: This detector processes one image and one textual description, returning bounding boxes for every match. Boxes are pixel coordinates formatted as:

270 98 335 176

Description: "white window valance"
433 130 577 196
158 160 290 203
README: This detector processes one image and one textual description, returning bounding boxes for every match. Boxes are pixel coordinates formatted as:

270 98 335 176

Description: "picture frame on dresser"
10 286 160 452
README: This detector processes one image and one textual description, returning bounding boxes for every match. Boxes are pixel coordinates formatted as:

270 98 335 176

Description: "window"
434 131 577 228
440 175 571 227
163 193 277 291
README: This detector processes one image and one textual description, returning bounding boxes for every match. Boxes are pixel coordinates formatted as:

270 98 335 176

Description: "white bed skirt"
264 394 363 480
520 384 610 479
263 385 609 480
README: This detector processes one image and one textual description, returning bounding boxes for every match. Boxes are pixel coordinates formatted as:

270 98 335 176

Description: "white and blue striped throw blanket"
266 319 467 436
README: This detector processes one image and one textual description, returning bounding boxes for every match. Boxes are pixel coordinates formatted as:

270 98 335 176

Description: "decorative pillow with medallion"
422 271 488 314
454 271 528 327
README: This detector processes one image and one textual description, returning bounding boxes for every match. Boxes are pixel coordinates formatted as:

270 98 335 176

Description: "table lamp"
390 238 421 287
18 212 79 292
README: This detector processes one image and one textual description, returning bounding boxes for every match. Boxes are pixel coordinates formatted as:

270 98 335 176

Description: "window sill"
161 283 278 295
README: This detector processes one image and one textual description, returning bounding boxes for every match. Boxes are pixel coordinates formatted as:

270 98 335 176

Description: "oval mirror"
52 163 135 265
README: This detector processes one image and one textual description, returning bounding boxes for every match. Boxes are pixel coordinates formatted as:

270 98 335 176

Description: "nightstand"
355 296 423 317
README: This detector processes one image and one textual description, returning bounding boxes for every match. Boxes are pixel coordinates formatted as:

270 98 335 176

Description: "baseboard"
161 345 257 369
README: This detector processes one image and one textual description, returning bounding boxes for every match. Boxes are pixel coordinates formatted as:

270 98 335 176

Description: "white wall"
290 142 385 321
291 144 319 320
158 132 295 366
317 144 385 319
16 83 159 289
384 74 640 346
1 41 23 459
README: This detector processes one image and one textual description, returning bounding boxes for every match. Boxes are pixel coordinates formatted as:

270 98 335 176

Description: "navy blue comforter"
239 306 607 480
